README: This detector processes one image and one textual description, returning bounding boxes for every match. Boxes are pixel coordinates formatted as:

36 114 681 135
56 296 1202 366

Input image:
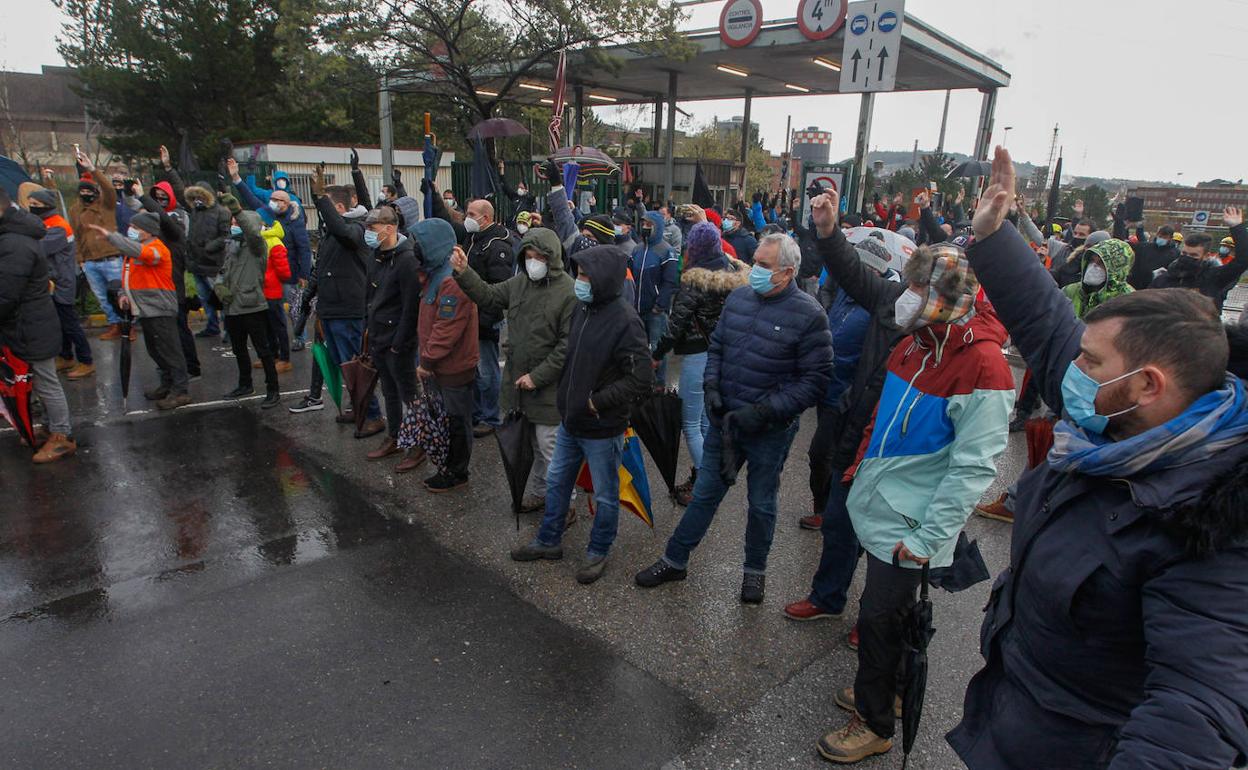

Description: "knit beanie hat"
77 177 99 194
854 236 893 274
218 192 243 216
583 214 615 244
130 211 162 237
28 189 59 213
685 222 724 267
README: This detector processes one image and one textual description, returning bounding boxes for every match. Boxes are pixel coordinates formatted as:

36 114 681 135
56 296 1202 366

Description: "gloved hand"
420 177 433 195
349 148 359 169
541 158 561 185
704 385 725 418
729 403 774 435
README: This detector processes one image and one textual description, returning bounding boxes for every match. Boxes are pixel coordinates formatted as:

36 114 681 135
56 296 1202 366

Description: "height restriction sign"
797 0 848 40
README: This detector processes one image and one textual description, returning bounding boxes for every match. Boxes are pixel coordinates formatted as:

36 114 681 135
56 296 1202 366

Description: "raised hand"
225 157 240 182
810 190 840 238
1073 199 1085 216
75 148 94 172
349 148 359 169
914 191 930 209
971 146 1016 241
450 245 468 274
312 165 326 197
159 145 171 170
541 158 561 184
1223 206 1243 229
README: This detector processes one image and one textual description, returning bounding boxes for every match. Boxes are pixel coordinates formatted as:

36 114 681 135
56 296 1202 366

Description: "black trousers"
374 347 418 437
140 315 189 395
435 378 474 478
225 310 277 391
854 554 923 739
806 403 841 514
266 298 290 362
177 300 200 376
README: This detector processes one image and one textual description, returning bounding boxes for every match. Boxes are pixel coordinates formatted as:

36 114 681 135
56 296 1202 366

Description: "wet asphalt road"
0 326 1031 769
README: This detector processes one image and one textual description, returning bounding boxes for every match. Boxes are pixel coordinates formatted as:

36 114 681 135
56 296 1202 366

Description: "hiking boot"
336 411 356 425
741 572 766 604
395 449 426 474
975 493 1015 523
510 539 563 562
472 423 495 438
519 494 545 513
156 393 192 410
673 469 696 506
260 390 282 410
784 598 841 621
275 360 294 374
99 324 122 341
355 418 385 439
635 559 687 588
367 436 399 460
55 356 76 372
424 472 468 493
576 554 609 585
144 385 171 401
127 326 138 342
800 513 823 530
834 686 902 720
816 715 892 764
33 433 77 464
288 396 324 414
66 363 95 380
223 384 254 399
847 625 859 651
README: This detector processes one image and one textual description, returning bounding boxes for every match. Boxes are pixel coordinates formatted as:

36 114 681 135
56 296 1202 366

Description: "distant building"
713 115 760 144
1127 180 1248 230
0 65 100 175
791 126 831 163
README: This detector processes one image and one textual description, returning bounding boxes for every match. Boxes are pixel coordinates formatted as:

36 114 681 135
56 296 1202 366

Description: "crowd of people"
2 140 1248 768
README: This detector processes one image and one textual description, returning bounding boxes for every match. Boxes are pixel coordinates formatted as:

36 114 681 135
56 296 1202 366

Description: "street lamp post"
1002 126 1014 147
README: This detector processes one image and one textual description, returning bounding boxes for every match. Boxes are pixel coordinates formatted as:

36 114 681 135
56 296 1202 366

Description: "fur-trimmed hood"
183 185 217 208
680 257 748 293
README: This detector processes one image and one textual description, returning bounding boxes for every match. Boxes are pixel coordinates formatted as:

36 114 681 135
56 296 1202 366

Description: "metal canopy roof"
458 14 1009 106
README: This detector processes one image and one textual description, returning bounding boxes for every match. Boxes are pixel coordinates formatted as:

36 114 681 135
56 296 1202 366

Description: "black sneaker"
740 573 766 604
223 384 254 399
424 472 468 493
260 390 282 410
288 396 324 414
635 559 687 588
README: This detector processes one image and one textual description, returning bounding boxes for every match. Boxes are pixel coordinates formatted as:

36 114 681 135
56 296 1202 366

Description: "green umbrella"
312 340 343 412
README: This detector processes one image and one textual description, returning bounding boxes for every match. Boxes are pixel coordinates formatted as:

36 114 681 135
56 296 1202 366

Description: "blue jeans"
82 257 123 324
808 470 860 613
664 420 799 574
678 351 709 468
645 311 669 386
474 337 502 427
321 318 380 419
193 274 221 334
537 426 625 558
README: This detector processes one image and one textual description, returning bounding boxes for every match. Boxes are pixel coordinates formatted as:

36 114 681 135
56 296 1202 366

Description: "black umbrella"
0 155 32 199
1045 155 1064 232
493 407 535 530
629 390 683 496
341 352 379 433
718 412 742 486
927 532 990 593
468 118 529 140
106 280 134 411
946 159 993 179
899 561 936 770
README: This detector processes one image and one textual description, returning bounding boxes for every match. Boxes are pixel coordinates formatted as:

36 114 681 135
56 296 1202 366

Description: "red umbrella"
0 346 37 451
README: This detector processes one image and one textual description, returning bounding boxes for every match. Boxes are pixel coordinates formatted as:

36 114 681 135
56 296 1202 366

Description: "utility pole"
1045 124 1060 188
935 89 951 155
912 139 919 167
784 115 792 154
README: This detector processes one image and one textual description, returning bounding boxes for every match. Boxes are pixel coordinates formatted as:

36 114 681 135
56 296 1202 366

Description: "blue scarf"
1049 374 1248 477
422 261 453 304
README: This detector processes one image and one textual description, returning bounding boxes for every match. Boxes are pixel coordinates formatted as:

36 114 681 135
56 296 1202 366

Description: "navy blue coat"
629 212 678 316
706 280 832 425
948 223 1248 770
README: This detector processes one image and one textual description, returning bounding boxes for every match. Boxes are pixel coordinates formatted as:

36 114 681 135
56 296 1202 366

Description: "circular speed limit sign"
797 0 848 40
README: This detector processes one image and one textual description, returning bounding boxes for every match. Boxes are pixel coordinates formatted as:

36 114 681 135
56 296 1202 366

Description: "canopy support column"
379 75 395 192
663 71 677 202
973 88 998 160
739 88 753 194
652 96 663 157
849 92 875 215
574 85 585 146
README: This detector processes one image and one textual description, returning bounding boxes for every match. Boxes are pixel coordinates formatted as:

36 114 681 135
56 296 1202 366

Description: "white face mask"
525 258 548 281
893 288 925 328
517 224 529 235
127 227 142 240
464 216 481 233
1083 262 1107 288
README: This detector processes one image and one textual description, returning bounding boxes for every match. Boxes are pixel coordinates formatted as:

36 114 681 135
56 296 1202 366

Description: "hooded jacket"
308 195 369 320
68 170 119 262
708 278 832 428
234 178 311 282
652 257 748 358
629 211 678 316
182 185 231 277
217 211 270 317
559 246 652 439
260 222 291 300
0 208 60 360
1150 223 1248 310
949 222 1248 770
412 219 477 384
1125 235 1179 289
32 207 77 306
455 227 575 424
365 233 421 354
243 170 304 224
140 182 190 299
1061 238 1134 318
464 221 515 340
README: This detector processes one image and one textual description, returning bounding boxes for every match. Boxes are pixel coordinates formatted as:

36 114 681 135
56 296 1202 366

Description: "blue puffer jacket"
822 287 871 407
629 211 678 316
706 280 832 424
234 179 312 282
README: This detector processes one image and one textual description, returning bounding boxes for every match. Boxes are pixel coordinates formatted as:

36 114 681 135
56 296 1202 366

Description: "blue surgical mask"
269 200 283 213
364 230 381 248
1155 237 1168 248
229 225 242 237
1219 246 1231 256
749 264 776 294
1060 362 1142 434
127 227 141 240
614 225 626 237
723 220 737 233
574 279 593 303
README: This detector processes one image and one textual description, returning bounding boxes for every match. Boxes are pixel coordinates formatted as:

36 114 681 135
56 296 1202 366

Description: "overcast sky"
5 0 1245 184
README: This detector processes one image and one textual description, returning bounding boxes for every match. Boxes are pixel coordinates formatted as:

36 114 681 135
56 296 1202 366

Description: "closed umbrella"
1045 155 1064 232
340 350 379 433
396 382 451 473
574 429 655 528
493 405 536 529
423 113 442 220
470 138 500 200
311 339 343 413
106 280 134 411
629 390 683 496
0 346 36 451
898 561 936 770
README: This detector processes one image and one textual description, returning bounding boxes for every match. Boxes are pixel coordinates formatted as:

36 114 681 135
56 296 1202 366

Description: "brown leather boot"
55 356 76 371
99 324 122 341
66 363 96 380
367 436 399 460
33 433 77 464
395 449 426 474
127 326 138 342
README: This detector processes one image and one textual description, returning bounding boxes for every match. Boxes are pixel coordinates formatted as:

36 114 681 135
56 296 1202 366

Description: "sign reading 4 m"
797 0 848 41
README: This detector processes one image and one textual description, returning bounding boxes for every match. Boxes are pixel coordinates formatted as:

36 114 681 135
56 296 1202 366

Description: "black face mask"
1070 236 1086 248
79 193 97 204
193 201 206 211
29 205 53 218
641 228 654 240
